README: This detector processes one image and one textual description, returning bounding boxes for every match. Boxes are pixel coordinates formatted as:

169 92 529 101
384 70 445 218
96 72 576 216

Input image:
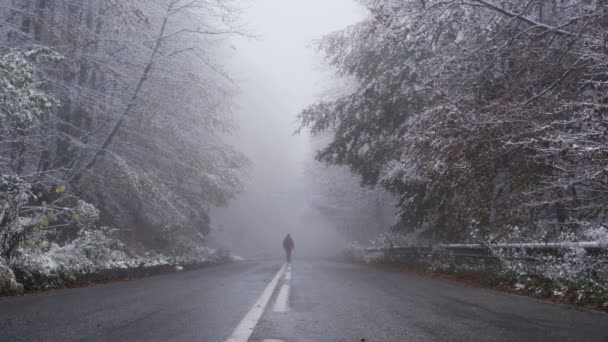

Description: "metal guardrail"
364 242 607 261
365 241 604 252
360 242 608 282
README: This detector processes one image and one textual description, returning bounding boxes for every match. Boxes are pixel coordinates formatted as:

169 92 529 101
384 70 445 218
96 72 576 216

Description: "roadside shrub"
341 242 386 264
10 223 225 291
0 257 23 295
483 225 608 284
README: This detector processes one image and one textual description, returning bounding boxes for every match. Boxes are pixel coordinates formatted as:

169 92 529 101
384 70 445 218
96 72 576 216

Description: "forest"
0 0 249 293
1 2 608 338
1 0 607 296
303 0 608 245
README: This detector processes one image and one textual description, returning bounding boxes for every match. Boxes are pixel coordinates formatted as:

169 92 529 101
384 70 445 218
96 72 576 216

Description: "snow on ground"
2 226 225 294
229 254 245 262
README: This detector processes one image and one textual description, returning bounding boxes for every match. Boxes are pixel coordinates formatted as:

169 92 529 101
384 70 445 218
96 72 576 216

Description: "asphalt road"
1 260 607 342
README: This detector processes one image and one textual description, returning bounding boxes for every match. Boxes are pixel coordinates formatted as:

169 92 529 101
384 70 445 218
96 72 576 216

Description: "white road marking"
285 264 292 281
272 284 290 312
273 265 291 313
225 264 286 342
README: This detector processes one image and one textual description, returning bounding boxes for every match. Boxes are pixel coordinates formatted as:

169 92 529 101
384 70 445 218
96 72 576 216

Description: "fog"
210 0 364 259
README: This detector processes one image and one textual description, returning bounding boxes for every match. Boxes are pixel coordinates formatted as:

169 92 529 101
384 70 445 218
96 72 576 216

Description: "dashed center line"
273 264 291 313
272 284 290 313
224 264 286 342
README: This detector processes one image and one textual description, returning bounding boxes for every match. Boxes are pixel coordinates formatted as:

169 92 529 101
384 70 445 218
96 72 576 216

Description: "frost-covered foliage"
0 48 81 259
79 0 251 239
0 175 34 259
0 48 59 132
0 47 60 179
13 226 129 285
0 2 248 254
350 228 608 306
481 225 608 283
158 224 220 265
353 223 608 284
7 198 221 292
300 0 608 241
11 224 221 291
342 242 386 264
0 48 100 269
0 2 245 293
368 231 427 249
0 257 22 294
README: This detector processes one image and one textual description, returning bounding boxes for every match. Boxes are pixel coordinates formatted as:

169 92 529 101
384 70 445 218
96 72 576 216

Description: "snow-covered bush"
12 224 128 288
481 225 608 284
420 246 457 273
585 226 608 247
10 223 223 291
159 224 220 265
0 257 22 295
75 200 100 229
342 242 377 263
2 194 223 292
369 231 427 249
0 175 35 260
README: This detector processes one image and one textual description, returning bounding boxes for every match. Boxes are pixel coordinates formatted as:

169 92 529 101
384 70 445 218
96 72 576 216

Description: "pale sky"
226 0 364 192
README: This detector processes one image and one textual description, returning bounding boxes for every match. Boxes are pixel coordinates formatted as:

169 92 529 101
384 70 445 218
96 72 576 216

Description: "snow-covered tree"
0 0 250 254
0 48 81 259
300 0 608 241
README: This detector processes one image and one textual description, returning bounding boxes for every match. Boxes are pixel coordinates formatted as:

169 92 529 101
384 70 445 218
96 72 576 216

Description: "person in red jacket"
283 234 295 263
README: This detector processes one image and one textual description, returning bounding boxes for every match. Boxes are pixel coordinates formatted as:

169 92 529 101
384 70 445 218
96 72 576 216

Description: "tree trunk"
68 7 171 183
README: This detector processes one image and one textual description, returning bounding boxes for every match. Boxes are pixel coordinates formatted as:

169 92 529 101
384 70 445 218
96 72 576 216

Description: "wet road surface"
1 260 607 342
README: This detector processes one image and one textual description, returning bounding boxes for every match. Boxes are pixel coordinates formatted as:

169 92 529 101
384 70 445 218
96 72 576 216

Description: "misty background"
210 0 364 259
2 0 608 307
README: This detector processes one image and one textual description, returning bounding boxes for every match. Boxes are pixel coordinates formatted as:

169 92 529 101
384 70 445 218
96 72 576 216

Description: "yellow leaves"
37 191 43 198
38 213 57 228
71 213 80 222
46 212 57 223
41 201 48 207
55 185 66 193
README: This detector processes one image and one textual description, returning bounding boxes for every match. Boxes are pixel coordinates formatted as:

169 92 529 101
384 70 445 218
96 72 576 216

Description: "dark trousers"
285 248 292 262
